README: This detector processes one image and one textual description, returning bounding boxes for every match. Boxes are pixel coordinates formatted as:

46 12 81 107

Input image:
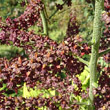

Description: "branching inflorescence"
0 0 110 109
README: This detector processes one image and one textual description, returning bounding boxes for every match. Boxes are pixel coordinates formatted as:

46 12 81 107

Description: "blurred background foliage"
43 0 94 42
0 0 94 43
0 0 25 20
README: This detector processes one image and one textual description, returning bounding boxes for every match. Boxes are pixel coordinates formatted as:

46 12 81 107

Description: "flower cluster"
0 0 43 44
101 0 110 63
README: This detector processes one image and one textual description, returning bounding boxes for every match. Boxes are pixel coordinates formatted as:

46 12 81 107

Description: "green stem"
99 48 110 57
89 0 103 109
40 10 48 36
49 0 67 19
73 102 89 105
49 9 58 19
74 55 89 66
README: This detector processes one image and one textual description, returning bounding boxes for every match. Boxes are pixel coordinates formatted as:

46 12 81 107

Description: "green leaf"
77 66 90 90
23 83 30 98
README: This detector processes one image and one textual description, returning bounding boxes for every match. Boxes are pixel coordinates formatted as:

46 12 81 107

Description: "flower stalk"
89 0 103 109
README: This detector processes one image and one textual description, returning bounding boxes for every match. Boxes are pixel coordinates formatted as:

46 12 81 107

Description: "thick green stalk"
89 0 103 109
40 0 48 36
40 10 48 36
